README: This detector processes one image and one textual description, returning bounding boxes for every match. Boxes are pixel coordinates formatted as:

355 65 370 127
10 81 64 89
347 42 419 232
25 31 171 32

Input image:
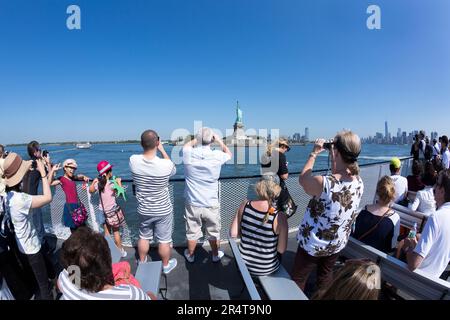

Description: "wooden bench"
391 203 429 232
228 238 308 300
341 237 450 300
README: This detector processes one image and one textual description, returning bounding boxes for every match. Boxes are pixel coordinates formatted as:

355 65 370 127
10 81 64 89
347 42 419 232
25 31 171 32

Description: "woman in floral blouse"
291 130 364 295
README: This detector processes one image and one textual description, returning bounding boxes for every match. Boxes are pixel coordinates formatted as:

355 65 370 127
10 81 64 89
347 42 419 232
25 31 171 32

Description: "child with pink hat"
89 160 127 257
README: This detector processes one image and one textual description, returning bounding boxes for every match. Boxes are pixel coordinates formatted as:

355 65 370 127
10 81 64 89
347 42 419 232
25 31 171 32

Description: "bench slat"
342 237 450 300
228 238 261 300
135 261 162 296
258 265 308 300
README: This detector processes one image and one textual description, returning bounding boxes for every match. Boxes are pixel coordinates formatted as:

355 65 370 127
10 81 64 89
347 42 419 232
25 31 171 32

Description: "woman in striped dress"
230 179 288 276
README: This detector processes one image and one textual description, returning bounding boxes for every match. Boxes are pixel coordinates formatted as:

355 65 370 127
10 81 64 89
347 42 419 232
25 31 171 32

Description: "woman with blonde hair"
313 259 381 300
293 130 364 293
352 176 400 253
230 179 288 276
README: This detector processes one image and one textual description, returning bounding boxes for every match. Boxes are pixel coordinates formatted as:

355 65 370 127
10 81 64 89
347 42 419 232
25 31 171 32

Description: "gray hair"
196 127 213 146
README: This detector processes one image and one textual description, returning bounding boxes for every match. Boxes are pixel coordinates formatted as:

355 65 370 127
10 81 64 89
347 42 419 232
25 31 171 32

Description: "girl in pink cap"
89 160 126 257
50 159 90 233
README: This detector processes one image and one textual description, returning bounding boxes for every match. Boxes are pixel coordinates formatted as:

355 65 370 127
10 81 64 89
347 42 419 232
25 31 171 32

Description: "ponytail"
98 174 108 194
348 162 360 176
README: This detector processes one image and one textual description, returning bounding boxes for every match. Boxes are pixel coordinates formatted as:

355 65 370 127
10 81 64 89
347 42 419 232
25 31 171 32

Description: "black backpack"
424 144 433 161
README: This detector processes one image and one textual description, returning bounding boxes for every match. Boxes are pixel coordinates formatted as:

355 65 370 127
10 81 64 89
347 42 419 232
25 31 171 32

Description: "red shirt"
59 176 78 204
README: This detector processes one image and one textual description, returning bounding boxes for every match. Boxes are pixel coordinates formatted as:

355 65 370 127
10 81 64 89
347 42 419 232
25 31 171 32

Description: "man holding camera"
182 127 232 263
25 141 47 243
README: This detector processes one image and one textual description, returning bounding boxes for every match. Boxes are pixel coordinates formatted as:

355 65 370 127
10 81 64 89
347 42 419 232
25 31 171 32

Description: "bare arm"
89 178 99 193
183 137 197 149
157 143 170 160
405 236 424 271
299 139 325 197
275 212 288 254
230 200 247 238
47 163 61 186
213 134 232 159
31 160 52 209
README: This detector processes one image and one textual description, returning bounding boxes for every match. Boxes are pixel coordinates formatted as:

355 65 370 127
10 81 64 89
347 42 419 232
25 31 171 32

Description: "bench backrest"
258 265 309 300
391 203 429 232
342 237 450 300
228 238 261 300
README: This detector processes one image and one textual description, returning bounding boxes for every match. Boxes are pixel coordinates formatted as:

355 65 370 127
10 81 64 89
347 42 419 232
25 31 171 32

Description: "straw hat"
2 153 32 187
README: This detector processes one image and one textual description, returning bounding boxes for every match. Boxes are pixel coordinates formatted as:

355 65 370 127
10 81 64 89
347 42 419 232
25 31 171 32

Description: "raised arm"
157 142 170 160
230 200 247 238
31 160 52 209
213 134 232 159
89 178 99 194
48 163 61 186
299 139 325 197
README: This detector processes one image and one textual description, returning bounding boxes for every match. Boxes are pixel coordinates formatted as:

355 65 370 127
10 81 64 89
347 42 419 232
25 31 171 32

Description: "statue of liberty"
235 101 243 124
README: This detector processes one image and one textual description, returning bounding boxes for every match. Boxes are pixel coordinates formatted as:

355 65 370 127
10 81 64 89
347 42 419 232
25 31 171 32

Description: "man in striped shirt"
130 130 177 274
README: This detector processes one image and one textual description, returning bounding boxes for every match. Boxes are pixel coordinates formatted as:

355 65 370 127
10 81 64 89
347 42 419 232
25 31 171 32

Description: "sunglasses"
65 166 77 170
280 144 291 151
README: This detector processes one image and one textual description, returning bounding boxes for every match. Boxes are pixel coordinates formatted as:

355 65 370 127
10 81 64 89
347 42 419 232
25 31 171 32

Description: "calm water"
7 143 411 180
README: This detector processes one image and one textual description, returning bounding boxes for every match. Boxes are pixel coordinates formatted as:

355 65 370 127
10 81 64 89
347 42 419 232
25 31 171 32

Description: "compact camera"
323 140 334 150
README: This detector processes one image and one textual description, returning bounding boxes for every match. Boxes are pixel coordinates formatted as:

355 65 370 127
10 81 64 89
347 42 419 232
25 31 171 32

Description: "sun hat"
97 160 113 176
390 157 401 169
63 159 78 169
2 153 32 187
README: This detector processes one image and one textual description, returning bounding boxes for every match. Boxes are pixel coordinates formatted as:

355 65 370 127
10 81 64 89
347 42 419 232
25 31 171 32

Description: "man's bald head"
141 130 159 151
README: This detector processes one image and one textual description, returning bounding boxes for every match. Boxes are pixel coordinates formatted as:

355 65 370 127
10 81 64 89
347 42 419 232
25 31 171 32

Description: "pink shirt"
59 176 78 204
95 181 117 212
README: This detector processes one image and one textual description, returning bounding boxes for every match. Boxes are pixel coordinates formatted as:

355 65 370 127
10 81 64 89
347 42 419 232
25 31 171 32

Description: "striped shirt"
129 154 176 216
58 270 150 300
238 201 280 276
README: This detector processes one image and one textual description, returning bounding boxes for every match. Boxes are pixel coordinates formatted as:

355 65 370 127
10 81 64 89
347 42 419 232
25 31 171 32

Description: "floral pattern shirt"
297 175 364 257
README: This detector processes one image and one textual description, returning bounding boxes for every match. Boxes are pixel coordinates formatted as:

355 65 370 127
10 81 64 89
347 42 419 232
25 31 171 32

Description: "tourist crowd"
0 128 449 301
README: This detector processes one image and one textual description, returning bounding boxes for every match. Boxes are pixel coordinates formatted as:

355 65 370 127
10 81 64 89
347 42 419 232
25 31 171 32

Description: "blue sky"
0 0 449 144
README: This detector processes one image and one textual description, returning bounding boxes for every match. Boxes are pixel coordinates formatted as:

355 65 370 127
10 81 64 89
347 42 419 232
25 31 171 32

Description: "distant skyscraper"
384 121 389 140
397 128 401 139
305 127 309 141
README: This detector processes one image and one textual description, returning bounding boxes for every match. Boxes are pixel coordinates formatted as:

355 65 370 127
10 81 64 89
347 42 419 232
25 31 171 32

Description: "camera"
42 150 49 157
323 140 334 150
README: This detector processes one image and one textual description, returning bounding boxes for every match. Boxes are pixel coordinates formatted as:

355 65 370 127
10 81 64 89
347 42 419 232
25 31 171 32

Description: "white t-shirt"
390 174 408 203
442 148 450 169
6 191 40 255
414 202 450 278
129 154 176 216
409 186 436 215
183 145 231 207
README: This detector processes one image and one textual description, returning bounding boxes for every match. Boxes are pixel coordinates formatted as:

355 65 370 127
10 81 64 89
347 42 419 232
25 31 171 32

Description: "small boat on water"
76 142 92 149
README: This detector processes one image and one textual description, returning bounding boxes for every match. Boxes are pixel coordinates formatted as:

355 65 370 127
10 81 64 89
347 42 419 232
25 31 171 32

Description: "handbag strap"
357 206 393 241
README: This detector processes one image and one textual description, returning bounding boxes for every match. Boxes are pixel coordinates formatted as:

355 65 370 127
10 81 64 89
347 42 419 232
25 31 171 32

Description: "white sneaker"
212 250 224 263
120 247 128 258
184 249 195 263
163 258 178 274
